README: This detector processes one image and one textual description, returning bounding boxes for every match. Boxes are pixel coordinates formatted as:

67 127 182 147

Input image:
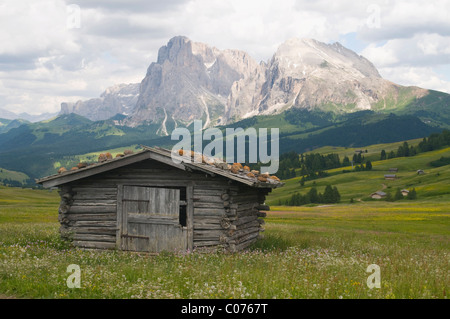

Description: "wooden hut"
370 191 387 199
401 189 410 196
36 146 283 253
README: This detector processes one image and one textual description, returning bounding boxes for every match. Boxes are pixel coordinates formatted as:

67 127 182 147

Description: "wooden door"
119 186 188 252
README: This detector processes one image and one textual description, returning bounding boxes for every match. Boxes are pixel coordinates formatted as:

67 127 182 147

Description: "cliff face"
60 36 429 132
126 36 261 129
226 38 427 119
60 83 140 121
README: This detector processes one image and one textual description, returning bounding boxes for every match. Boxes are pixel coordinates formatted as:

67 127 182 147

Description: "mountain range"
1 36 450 181
59 36 449 130
0 108 58 123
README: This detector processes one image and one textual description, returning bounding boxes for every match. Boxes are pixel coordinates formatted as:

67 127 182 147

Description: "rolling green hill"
0 167 31 186
0 118 30 134
266 145 450 206
0 103 447 182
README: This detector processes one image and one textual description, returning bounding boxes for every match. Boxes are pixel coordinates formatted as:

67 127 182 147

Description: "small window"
179 187 187 227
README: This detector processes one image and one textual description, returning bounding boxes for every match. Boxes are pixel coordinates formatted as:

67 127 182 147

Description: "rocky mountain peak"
60 82 140 121
126 36 260 129
59 36 429 132
272 37 381 79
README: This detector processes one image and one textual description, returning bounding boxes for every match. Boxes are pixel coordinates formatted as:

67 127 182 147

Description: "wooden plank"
66 213 116 221
72 234 116 243
72 187 117 194
73 194 117 200
233 237 258 251
71 200 117 206
193 229 227 238
256 204 270 211
128 216 179 225
230 227 259 240
193 208 226 216
72 241 116 250
257 212 267 218
68 227 118 235
235 220 260 230
192 195 224 203
68 206 116 214
193 202 227 209
235 230 260 244
193 241 226 247
235 215 258 225
238 209 258 218
69 221 116 228
193 223 228 230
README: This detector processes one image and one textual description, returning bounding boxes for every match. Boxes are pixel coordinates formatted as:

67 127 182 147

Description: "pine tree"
308 187 319 203
407 188 417 200
333 186 341 203
343 156 350 167
380 149 386 160
365 160 372 170
394 188 403 201
385 191 393 202
323 185 334 203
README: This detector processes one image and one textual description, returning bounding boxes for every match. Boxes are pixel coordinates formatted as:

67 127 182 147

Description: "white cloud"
0 0 449 115
378 66 450 94
362 34 450 67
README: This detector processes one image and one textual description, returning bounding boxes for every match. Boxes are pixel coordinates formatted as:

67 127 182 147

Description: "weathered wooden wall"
57 158 268 252
192 184 268 252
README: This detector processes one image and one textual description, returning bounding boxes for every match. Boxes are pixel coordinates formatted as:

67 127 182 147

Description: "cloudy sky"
1 0 449 115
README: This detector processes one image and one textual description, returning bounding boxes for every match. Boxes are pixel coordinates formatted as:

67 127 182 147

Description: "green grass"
0 168 30 184
0 185 448 299
303 137 423 163
268 146 450 205
0 186 59 223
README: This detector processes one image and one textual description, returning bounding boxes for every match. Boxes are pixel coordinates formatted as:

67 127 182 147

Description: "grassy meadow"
0 183 448 299
267 146 450 205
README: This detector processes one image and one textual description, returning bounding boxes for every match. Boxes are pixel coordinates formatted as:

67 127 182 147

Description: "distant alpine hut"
388 168 398 173
370 191 387 199
384 174 397 180
36 147 283 253
417 169 425 175
401 189 410 196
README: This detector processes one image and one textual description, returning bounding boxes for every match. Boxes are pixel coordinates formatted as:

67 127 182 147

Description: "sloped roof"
36 146 284 189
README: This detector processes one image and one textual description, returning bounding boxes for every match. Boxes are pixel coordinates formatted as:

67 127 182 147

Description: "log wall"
57 159 269 252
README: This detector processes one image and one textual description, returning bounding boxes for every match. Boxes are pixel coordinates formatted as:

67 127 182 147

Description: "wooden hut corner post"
186 183 194 252
116 184 124 250
58 185 75 241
